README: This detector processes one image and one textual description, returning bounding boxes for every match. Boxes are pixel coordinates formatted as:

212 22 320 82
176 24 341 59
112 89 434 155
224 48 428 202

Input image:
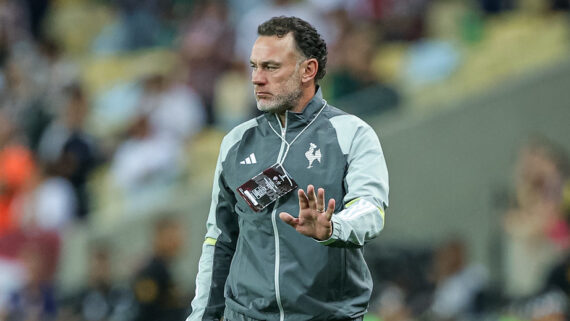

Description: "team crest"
305 143 321 169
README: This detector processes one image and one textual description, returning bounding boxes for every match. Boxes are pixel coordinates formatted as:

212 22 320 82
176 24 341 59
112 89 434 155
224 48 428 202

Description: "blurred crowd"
0 0 568 320
364 136 570 321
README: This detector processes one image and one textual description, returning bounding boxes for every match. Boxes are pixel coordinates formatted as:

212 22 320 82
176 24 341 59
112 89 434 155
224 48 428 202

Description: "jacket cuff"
317 215 342 245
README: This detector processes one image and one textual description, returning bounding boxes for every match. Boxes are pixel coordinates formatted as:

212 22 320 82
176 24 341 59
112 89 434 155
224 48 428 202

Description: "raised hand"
279 184 335 241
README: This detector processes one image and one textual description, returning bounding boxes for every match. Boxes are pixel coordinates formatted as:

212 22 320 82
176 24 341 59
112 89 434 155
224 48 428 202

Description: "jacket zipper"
272 111 287 321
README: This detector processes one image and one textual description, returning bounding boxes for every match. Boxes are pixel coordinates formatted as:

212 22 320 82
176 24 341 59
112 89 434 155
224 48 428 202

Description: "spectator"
179 0 235 125
17 162 76 233
0 0 31 53
329 23 379 100
429 238 488 320
541 144 570 300
109 71 204 199
5 242 58 321
0 112 35 236
0 0 26 67
109 71 203 200
373 284 413 321
37 85 99 220
66 244 135 321
212 61 257 131
365 244 434 321
328 23 400 116
503 137 570 297
92 0 175 54
1 56 51 151
110 113 181 196
0 230 60 318
138 73 206 144
35 39 80 117
21 0 50 41
0 58 36 125
116 0 171 51
131 216 187 321
343 0 430 41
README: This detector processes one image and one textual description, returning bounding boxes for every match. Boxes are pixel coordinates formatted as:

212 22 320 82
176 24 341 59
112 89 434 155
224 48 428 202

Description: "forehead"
250 33 299 63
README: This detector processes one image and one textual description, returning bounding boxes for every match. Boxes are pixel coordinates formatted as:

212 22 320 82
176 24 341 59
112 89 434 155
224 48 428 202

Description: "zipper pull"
281 111 288 137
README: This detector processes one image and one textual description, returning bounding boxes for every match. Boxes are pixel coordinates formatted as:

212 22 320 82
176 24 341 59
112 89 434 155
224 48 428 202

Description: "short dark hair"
258 16 328 81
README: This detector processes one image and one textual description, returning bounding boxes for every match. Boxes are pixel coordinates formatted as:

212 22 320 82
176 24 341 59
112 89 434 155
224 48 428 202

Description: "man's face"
250 33 304 113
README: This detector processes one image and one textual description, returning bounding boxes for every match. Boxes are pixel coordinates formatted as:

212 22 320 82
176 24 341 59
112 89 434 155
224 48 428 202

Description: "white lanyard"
268 99 328 167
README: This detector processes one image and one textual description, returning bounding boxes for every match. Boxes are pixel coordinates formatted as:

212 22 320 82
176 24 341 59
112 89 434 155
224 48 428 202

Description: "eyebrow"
249 60 281 67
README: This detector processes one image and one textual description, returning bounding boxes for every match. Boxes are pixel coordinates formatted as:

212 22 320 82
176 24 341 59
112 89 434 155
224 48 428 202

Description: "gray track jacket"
187 89 389 321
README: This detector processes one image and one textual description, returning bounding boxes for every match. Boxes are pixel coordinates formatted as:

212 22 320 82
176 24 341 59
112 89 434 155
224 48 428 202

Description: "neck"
277 84 316 127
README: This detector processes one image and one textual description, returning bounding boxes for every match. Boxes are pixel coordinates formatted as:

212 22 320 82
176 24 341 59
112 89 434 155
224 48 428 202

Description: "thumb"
279 212 298 227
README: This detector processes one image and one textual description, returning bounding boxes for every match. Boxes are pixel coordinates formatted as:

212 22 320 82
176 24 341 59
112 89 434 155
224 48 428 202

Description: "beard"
256 85 303 114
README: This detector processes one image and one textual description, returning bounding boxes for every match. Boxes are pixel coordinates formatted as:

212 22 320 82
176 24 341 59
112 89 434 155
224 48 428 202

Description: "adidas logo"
240 153 257 164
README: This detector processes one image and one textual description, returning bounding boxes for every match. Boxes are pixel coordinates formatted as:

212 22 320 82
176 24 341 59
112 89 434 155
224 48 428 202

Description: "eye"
266 65 278 71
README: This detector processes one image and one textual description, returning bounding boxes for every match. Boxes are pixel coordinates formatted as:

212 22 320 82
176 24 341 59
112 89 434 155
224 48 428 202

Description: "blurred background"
0 0 569 320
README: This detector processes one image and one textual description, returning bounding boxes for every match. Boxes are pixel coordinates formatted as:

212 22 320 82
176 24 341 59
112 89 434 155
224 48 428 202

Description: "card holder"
237 164 297 212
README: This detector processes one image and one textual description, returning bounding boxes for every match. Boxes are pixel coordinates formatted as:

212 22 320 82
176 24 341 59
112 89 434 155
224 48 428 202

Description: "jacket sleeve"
319 115 389 248
187 147 239 321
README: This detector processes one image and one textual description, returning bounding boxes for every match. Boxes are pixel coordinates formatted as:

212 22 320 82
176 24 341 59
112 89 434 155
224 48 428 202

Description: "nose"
252 68 266 86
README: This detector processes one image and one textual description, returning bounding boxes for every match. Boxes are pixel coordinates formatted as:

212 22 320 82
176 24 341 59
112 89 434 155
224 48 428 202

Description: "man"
187 16 389 321
132 216 187 321
66 244 133 320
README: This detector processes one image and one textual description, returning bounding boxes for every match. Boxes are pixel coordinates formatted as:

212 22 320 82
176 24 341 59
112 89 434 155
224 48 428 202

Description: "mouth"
255 92 272 98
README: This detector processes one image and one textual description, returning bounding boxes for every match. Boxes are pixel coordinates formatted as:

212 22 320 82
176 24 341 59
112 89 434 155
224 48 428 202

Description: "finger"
307 185 317 210
279 212 299 227
298 189 309 209
317 188 325 212
325 198 335 221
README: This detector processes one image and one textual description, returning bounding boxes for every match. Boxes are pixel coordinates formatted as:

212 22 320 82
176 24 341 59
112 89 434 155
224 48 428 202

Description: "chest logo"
240 153 257 164
305 143 321 169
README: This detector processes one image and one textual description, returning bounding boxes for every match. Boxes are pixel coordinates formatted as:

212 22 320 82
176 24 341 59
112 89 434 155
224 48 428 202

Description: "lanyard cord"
268 99 328 166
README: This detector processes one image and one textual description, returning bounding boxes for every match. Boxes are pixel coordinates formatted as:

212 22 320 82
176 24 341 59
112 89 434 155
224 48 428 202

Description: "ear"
301 58 318 84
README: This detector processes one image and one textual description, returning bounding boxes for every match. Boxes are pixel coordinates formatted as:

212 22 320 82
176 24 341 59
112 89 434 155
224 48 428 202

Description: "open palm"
279 184 335 241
